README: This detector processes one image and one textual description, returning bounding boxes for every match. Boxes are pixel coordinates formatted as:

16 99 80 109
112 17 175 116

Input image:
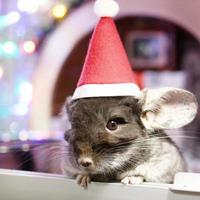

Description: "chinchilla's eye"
106 118 126 131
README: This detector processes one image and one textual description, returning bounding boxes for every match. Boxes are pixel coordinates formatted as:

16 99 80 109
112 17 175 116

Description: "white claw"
121 176 144 185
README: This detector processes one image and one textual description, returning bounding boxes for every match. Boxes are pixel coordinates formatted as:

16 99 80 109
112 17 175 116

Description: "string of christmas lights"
0 0 86 144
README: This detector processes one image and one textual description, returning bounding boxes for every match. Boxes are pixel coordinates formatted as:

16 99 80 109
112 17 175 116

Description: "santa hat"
72 0 141 100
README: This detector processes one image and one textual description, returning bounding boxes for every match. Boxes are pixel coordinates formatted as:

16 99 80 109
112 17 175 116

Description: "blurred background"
0 0 199 174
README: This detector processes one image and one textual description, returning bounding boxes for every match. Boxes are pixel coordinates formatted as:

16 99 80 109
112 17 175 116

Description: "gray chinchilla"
62 87 198 188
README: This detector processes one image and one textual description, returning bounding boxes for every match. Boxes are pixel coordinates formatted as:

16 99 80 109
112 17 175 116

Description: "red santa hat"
72 0 141 100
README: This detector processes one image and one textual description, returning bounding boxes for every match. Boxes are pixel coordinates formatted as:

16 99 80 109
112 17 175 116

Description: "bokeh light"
0 145 9 153
17 0 40 13
6 11 20 24
13 103 28 116
19 130 29 141
23 41 36 54
2 41 18 56
21 144 30 151
17 0 50 13
52 4 68 19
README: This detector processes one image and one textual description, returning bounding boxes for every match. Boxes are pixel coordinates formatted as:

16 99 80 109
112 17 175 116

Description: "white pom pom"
94 0 120 17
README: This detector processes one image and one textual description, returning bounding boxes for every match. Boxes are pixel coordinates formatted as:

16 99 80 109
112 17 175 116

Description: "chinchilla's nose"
78 157 93 168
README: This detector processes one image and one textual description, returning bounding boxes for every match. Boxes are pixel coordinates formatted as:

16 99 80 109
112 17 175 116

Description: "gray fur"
62 96 187 186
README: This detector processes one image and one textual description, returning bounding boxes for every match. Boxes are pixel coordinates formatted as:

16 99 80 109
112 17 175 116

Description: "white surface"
0 169 200 200
171 172 200 193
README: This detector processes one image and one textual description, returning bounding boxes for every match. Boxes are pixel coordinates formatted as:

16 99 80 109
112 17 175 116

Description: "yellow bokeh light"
52 4 68 19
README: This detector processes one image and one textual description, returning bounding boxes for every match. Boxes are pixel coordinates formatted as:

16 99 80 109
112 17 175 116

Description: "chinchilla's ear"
140 87 198 130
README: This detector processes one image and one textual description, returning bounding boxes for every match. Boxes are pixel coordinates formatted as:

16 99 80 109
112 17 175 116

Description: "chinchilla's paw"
121 175 144 185
76 174 91 189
